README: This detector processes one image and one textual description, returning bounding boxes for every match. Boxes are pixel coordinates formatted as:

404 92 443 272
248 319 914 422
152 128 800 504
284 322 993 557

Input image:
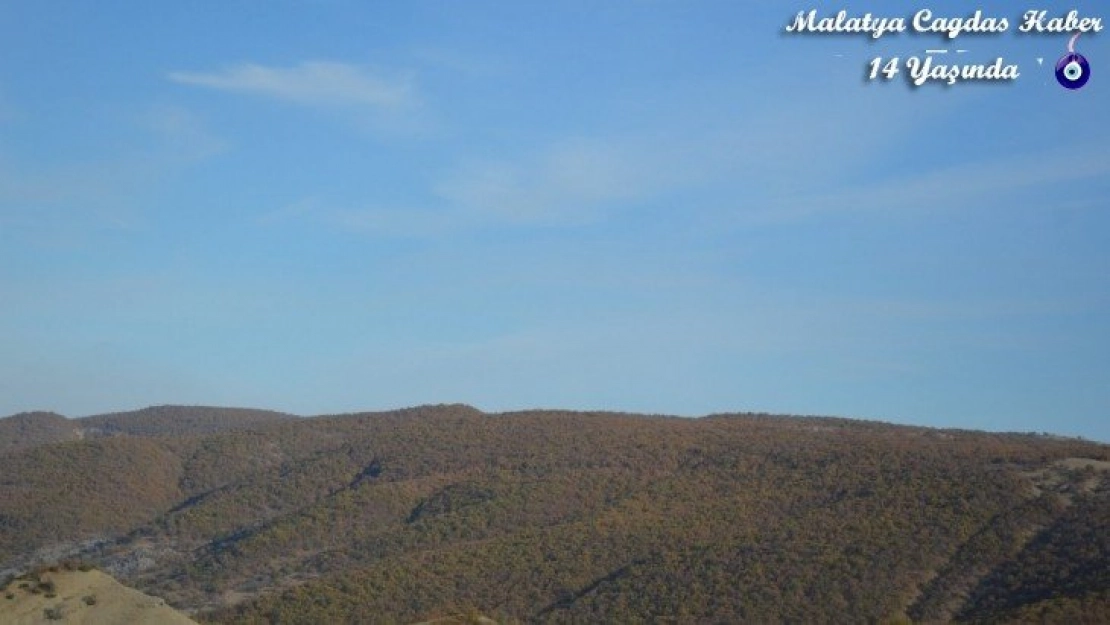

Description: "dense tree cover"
1 404 1107 623
0 437 184 563
0 407 292 457
78 406 294 438
0 412 78 455
953 478 1110 624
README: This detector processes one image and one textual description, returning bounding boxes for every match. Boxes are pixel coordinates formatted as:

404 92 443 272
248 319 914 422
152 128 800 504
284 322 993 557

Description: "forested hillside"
0 412 79 454
1 405 1107 623
0 406 292 457
78 406 293 438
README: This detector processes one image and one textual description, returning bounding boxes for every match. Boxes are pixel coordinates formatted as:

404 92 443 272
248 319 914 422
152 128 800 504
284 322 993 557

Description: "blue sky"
1 1 1107 441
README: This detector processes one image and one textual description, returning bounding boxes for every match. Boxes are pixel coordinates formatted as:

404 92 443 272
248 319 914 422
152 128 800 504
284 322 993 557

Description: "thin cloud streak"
141 105 228 161
434 136 701 225
755 142 1110 223
168 61 415 110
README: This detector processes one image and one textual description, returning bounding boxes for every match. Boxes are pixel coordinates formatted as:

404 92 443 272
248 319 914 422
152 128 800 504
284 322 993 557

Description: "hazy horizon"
6 401 1108 444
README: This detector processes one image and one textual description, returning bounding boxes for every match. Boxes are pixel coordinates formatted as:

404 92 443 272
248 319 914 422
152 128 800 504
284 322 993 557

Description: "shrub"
83 594 98 606
44 606 64 620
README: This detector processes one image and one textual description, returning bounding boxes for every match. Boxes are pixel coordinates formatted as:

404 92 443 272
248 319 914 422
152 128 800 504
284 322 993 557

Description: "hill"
0 564 197 625
0 406 293 457
0 405 1107 623
77 405 295 438
0 413 79 455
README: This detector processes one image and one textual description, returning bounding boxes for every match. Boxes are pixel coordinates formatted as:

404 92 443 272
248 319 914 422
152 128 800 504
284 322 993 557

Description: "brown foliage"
1 405 1107 622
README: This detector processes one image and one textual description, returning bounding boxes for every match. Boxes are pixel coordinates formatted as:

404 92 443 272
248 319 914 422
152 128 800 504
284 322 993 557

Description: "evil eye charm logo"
1056 53 1090 89
1056 33 1090 90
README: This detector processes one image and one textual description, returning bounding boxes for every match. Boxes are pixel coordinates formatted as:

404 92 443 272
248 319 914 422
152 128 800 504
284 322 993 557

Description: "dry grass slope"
0 568 196 625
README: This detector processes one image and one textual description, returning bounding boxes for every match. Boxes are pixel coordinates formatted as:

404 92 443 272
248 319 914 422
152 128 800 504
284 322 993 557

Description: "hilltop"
0 404 1107 623
0 413 79 455
0 406 293 455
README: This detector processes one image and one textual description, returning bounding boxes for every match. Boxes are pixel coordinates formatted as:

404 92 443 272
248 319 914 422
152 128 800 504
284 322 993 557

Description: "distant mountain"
78 405 295 437
0 405 294 456
1 404 1107 623
0 412 79 455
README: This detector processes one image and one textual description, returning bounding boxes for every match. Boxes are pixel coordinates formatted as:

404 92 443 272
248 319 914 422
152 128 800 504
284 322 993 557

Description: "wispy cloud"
432 84 946 226
435 137 691 225
754 142 1110 223
168 61 415 110
141 105 228 161
251 137 678 236
411 46 510 78
0 105 224 236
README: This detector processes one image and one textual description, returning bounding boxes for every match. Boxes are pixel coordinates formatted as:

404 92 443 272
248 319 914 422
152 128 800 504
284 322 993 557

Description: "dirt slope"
0 569 196 625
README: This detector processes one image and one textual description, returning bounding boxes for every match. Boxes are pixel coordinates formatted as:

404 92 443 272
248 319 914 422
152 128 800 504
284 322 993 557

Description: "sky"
0 1 1107 441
